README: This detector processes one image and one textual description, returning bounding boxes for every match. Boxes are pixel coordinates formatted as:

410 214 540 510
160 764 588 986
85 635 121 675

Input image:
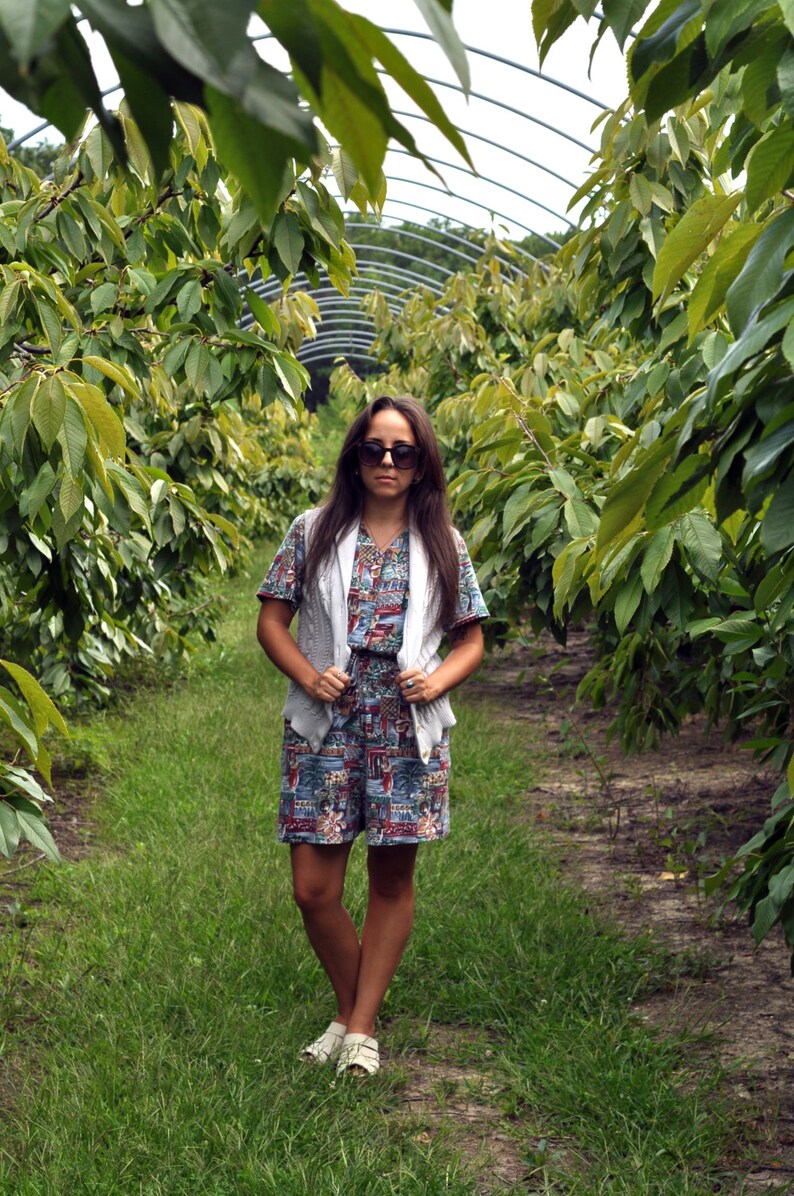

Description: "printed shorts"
277 650 450 846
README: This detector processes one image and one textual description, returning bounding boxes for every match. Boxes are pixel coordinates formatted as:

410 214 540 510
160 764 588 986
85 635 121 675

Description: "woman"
256 396 488 1076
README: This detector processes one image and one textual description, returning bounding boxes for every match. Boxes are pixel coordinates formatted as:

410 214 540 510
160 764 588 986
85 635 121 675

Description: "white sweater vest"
281 508 456 763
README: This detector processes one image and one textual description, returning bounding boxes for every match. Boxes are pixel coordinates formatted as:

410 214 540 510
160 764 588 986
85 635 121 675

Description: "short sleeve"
446 530 489 631
256 513 306 613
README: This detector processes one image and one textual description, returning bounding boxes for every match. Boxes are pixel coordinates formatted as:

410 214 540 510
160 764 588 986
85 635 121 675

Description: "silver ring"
406 680 414 689
335 669 342 679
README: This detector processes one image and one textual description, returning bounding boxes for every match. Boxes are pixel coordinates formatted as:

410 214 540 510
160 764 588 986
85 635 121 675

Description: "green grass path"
0 567 735 1194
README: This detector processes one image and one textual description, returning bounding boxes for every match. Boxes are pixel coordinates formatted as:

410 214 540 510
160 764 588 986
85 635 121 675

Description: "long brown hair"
304 396 460 629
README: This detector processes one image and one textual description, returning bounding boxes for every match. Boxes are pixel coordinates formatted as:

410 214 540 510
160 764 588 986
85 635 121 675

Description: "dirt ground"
462 630 794 1193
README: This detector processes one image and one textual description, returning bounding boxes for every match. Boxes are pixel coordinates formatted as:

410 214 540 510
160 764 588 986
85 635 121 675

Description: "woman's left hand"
397 667 440 704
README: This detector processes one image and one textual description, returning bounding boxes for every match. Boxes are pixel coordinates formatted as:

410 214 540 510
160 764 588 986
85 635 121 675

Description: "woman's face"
358 408 419 504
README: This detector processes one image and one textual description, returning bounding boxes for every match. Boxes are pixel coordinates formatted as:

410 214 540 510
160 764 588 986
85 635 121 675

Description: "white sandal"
300 1020 347 1064
335 1033 380 1076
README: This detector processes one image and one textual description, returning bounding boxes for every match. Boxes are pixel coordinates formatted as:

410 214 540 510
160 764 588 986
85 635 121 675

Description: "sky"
0 1 631 240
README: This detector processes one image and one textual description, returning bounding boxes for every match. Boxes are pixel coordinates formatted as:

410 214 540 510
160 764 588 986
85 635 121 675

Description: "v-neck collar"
359 520 408 554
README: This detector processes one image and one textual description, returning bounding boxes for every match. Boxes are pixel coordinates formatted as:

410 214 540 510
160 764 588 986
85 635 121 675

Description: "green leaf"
711 614 762 651
0 279 21 324
19 462 57 521
652 191 743 306
349 14 472 167
742 420 794 489
602 0 651 51
72 383 126 459
640 526 675 594
82 355 139 399
629 0 701 84
0 802 20 859
412 0 470 93
50 19 127 164
110 50 174 180
563 496 598 538
629 173 653 216
319 67 387 199
35 296 62 355
58 475 84 523
185 342 211 396
679 512 722 580
0 690 37 761
90 281 118 315
31 375 66 451
331 147 358 201
726 208 794 336
10 800 60 862
646 456 709 528
272 211 305 276
533 0 580 67
0 0 71 68
742 27 788 126
176 277 203 321
687 222 762 340
206 85 294 224
57 395 88 480
502 483 534 541
784 47 794 126
244 288 280 338
745 120 794 213
782 0 794 37
596 444 668 554
708 294 794 409
761 471 794 554
0 663 64 741
613 570 644 634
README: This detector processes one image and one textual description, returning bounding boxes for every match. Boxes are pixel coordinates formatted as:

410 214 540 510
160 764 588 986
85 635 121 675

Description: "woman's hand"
397 667 441 704
307 666 351 703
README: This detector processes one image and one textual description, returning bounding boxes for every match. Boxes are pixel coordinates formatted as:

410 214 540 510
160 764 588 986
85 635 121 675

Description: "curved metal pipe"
378 28 608 110
383 146 574 228
350 175 556 245
328 196 538 265
301 350 381 367
390 71 596 155
388 107 580 193
343 215 525 276
250 259 448 297
344 222 482 267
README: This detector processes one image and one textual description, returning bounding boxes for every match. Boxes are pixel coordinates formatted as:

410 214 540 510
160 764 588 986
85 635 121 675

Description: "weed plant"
0 565 737 1194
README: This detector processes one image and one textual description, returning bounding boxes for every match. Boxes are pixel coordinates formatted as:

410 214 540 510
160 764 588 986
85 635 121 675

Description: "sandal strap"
300 1020 347 1063
336 1033 380 1075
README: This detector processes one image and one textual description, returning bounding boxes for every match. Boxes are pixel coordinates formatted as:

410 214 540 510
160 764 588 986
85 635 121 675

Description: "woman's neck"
362 495 410 526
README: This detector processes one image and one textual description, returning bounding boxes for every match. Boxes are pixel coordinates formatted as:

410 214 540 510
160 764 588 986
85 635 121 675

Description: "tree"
0 0 472 223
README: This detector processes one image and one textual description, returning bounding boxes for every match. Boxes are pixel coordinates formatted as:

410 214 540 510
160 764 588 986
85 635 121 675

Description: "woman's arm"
257 599 350 703
396 620 484 705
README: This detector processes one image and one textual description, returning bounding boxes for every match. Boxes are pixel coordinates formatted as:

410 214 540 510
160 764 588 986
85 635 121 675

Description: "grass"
0 561 740 1194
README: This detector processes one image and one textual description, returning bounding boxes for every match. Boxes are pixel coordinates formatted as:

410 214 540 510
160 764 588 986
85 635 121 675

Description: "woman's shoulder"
450 525 470 554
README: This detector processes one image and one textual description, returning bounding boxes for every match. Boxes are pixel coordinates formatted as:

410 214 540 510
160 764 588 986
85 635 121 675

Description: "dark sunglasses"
357 439 420 471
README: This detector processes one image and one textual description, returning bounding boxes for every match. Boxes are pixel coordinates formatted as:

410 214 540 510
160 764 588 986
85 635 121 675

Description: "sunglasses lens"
358 441 384 467
392 445 419 469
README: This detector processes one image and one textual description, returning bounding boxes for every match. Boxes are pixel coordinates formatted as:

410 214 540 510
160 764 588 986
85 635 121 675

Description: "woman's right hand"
307 666 351 703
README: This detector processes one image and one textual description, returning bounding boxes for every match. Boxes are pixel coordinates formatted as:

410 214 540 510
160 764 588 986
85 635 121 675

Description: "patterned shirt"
257 512 488 654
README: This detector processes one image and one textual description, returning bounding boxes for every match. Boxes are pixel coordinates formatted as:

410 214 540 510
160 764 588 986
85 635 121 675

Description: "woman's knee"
368 847 417 900
292 876 345 913
291 843 349 912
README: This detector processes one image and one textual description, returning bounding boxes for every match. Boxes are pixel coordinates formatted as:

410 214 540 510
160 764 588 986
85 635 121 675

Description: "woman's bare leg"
346 843 418 1037
291 841 359 1022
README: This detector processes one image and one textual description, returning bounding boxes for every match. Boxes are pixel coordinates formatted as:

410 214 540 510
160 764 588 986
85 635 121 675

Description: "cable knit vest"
281 508 456 763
